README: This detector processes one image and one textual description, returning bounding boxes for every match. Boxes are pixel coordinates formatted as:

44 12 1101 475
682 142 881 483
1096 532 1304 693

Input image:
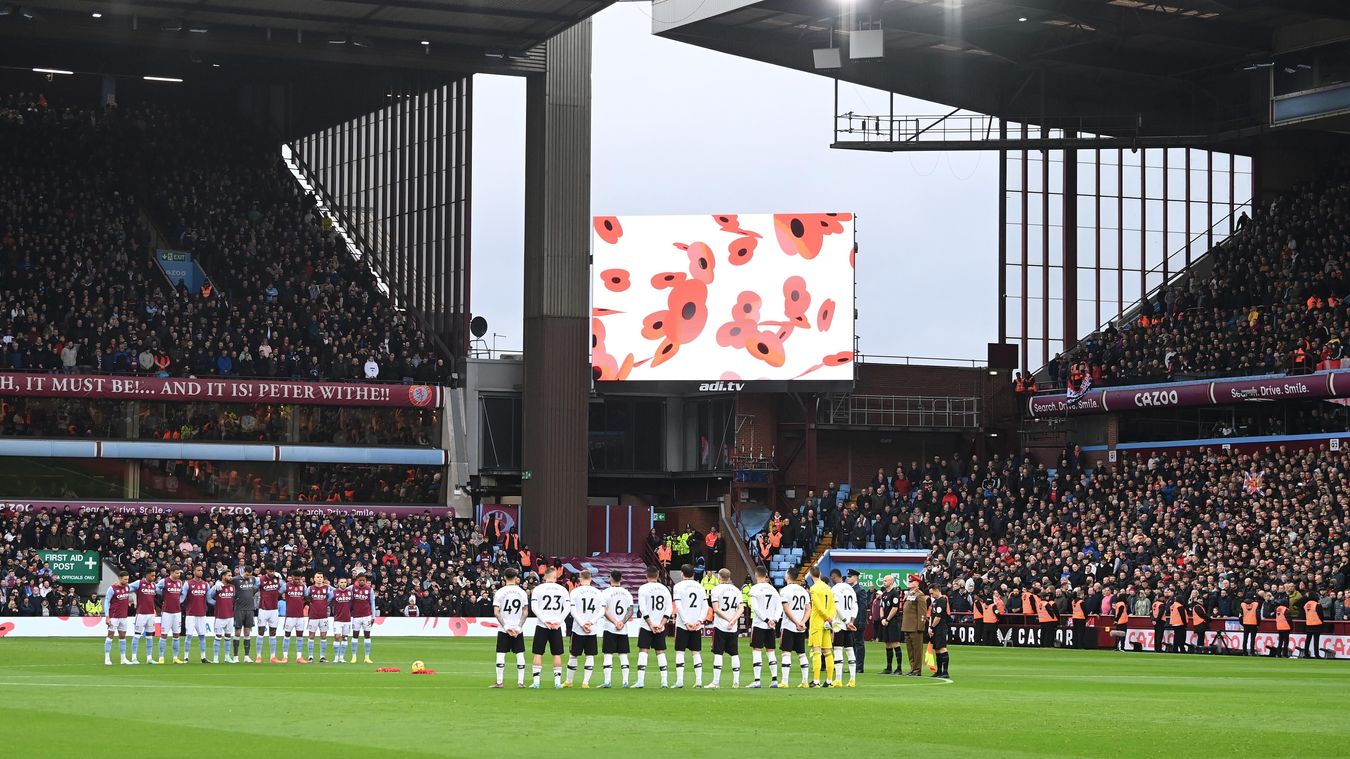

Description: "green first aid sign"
38 550 101 583
853 568 916 591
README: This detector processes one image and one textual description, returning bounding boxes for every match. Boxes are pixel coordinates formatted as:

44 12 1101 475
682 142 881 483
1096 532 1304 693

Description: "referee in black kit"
927 583 951 679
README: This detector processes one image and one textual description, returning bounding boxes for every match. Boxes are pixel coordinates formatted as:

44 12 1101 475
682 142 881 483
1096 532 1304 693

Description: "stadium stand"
0 93 452 383
1046 172 1350 388
923 444 1349 625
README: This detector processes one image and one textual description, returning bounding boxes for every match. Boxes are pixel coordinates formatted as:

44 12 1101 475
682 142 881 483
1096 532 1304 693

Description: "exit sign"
653 512 666 522
521 470 533 481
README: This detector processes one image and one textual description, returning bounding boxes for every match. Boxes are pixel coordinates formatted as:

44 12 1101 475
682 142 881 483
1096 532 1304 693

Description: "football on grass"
411 660 426 673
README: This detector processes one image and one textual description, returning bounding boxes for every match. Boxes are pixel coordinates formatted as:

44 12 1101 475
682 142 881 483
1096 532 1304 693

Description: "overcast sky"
471 2 998 361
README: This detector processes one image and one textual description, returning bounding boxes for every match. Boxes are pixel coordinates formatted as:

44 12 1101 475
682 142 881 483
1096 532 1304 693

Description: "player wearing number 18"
635 566 673 689
529 567 571 689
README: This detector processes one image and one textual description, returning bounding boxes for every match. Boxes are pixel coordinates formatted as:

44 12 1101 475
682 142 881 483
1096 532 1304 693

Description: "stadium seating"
0 94 451 383
1046 173 1350 388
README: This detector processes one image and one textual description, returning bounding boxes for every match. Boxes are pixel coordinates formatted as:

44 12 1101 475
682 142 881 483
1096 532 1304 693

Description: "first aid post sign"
37 551 101 583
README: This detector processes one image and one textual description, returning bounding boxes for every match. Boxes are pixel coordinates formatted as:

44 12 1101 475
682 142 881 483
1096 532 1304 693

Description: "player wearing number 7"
807 565 837 687
529 567 571 689
707 569 743 689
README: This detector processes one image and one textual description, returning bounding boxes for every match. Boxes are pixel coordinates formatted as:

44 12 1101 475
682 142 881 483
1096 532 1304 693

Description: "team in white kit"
491 561 862 689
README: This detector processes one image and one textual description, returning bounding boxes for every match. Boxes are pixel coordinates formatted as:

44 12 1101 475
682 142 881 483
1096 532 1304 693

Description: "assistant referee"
927 583 951 678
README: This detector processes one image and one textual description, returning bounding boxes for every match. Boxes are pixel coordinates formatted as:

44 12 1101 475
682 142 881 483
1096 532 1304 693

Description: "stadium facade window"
479 395 522 472
0 457 125 499
0 398 127 439
587 397 665 473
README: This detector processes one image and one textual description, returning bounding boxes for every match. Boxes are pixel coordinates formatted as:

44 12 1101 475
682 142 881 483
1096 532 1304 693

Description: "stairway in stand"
805 535 833 571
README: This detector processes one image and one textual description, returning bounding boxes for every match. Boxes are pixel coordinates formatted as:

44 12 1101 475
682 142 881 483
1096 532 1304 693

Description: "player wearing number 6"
565 571 604 688
529 567 570 689
707 569 743 689
491 568 529 688
830 569 859 687
600 570 633 688
807 565 837 687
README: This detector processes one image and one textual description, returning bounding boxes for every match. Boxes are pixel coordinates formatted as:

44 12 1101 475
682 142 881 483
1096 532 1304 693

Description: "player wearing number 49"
529 567 571 689
491 567 529 688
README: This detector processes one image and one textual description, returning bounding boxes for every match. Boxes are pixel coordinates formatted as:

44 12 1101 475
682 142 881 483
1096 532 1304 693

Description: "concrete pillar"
520 20 592 554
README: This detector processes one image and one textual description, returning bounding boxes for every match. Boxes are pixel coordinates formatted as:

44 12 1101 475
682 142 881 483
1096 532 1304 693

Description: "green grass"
0 639 1346 758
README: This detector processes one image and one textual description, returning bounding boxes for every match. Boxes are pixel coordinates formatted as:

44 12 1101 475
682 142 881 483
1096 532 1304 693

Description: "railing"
854 353 984 368
835 112 1142 146
829 394 981 429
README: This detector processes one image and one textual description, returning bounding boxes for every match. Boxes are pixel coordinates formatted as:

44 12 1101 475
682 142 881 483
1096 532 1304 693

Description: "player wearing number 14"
565 571 604 688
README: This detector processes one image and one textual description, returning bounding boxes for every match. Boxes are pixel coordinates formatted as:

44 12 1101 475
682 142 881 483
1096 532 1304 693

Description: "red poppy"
591 307 622 316
773 213 851 259
651 271 685 289
0 621 13 637
665 279 709 344
677 242 715 284
823 351 853 366
713 214 761 238
745 331 785 367
818 299 836 331
783 276 812 320
593 216 623 244
728 236 757 265
733 291 762 322
641 311 668 340
600 268 630 292
716 319 756 348
650 338 681 367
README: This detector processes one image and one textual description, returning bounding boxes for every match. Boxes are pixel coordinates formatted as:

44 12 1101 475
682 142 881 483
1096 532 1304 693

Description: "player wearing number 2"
565 571 604 689
635 565 673 689
529 567 570 689
707 569 743 689
491 568 529 688
671 563 709 688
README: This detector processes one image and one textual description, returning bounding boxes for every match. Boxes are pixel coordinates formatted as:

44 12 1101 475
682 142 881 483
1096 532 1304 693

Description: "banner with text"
36 550 101 583
1029 371 1350 417
3 500 449 520
0 373 441 409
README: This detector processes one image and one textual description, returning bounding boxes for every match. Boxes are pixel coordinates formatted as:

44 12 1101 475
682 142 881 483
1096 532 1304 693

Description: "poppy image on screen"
591 213 855 386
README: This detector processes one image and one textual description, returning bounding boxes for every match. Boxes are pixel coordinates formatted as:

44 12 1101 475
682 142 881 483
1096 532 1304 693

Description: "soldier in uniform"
900 573 929 676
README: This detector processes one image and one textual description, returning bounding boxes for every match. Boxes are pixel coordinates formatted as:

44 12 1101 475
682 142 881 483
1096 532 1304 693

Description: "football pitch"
1 639 1346 758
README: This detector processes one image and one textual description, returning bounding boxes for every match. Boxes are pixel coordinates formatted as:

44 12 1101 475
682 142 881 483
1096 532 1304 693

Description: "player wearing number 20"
707 569 743 688
671 564 709 688
778 567 812 688
565 571 604 688
529 567 571 689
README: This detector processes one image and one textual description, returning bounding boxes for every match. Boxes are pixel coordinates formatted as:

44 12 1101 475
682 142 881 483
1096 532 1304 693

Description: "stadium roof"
654 0 1350 141
0 0 611 76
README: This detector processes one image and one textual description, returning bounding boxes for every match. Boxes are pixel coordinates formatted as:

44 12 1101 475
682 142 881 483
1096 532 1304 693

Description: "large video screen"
591 213 855 392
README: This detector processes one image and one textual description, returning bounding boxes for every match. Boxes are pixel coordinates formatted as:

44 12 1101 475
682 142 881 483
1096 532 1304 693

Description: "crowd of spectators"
138 462 444 505
1042 171 1350 388
920 444 1350 623
0 92 451 384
